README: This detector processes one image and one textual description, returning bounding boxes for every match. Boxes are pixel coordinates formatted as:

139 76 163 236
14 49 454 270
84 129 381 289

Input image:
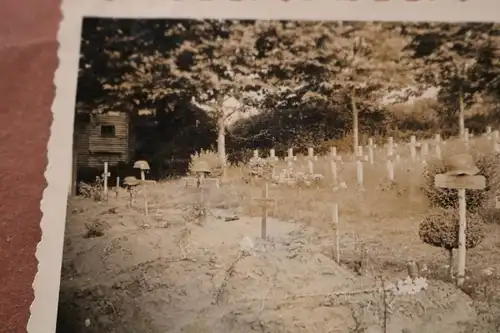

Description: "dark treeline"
76 18 500 179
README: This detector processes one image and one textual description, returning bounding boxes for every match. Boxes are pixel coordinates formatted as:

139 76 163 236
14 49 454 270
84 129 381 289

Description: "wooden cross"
485 126 492 140
367 138 375 165
386 137 394 157
331 203 340 263
354 146 365 189
409 136 419 163
421 142 429 161
252 182 277 239
306 147 315 174
286 148 294 168
253 149 259 159
115 176 120 198
435 172 486 286
102 162 111 199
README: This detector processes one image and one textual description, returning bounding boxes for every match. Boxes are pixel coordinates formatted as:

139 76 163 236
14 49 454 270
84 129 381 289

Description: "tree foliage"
76 18 500 177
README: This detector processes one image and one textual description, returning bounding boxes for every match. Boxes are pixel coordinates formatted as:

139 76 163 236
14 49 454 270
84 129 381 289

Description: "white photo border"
29 0 500 332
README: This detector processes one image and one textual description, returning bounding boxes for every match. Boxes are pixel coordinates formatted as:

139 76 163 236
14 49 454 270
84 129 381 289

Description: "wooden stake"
332 203 340 263
102 162 110 200
355 157 364 189
307 148 315 174
286 148 294 168
457 188 467 286
330 159 338 185
116 176 120 198
143 187 149 217
386 156 395 182
409 136 417 163
367 138 375 165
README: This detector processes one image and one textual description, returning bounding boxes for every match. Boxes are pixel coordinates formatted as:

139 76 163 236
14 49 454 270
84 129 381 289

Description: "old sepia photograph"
55 17 500 332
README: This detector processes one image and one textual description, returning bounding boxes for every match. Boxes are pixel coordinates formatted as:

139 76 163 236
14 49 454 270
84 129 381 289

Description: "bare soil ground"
57 170 500 333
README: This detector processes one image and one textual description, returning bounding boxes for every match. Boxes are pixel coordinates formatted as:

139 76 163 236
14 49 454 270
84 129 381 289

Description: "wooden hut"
70 110 134 195
74 111 134 168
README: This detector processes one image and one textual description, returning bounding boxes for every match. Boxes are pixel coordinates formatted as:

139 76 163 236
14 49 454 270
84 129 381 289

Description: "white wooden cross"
409 136 418 163
268 148 279 177
252 182 277 239
421 142 429 162
253 149 259 159
367 138 375 165
434 134 442 159
329 147 338 184
102 162 111 199
286 148 294 168
485 126 492 140
355 145 365 189
387 137 394 157
435 172 486 287
269 148 278 162
306 147 315 174
331 203 340 263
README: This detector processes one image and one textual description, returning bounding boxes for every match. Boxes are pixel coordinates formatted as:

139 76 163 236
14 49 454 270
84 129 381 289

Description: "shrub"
79 176 104 201
422 152 500 215
419 207 486 277
188 149 224 177
246 156 275 180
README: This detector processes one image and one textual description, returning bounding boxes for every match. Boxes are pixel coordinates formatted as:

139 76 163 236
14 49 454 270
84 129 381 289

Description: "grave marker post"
434 154 486 287
486 126 492 140
421 142 429 161
387 137 394 157
331 203 340 263
102 162 111 200
116 176 120 198
253 149 259 159
434 134 442 159
286 148 294 169
409 136 418 163
253 182 277 240
367 138 375 165
355 146 364 189
307 147 315 174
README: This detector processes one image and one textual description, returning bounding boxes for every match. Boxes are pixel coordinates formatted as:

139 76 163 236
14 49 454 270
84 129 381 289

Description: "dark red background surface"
0 0 60 332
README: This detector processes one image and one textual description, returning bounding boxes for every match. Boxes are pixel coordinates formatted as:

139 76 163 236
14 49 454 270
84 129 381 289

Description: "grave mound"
58 199 477 333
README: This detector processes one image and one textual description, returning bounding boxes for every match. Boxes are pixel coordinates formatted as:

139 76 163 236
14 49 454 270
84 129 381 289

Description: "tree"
253 21 415 153
109 20 273 171
404 22 500 137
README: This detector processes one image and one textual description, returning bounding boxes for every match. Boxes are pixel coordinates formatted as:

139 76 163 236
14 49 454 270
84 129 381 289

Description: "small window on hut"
100 125 116 137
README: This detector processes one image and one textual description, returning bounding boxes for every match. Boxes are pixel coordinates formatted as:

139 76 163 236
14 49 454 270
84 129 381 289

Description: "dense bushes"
419 207 486 277
419 208 486 251
422 152 500 219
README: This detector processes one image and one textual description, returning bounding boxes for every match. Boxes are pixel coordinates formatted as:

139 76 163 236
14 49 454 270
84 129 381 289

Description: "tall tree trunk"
217 114 226 169
351 89 359 154
458 86 465 138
